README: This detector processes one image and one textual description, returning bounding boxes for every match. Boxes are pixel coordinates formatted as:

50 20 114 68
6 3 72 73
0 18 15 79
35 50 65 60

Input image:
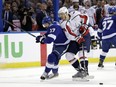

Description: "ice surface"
0 63 116 87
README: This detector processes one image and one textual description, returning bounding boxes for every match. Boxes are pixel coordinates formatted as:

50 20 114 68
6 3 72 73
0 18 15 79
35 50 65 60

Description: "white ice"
0 62 116 87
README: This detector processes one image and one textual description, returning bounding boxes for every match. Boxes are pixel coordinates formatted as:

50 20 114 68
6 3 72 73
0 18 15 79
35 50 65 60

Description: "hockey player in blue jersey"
36 16 70 80
97 6 116 68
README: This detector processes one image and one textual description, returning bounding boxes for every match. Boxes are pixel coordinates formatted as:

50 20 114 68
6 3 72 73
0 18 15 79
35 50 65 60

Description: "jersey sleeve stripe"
102 33 116 39
48 34 56 40
66 25 77 37
80 15 88 24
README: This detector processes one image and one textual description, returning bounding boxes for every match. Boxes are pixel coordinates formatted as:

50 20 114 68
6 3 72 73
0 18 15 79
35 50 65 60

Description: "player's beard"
73 5 79 10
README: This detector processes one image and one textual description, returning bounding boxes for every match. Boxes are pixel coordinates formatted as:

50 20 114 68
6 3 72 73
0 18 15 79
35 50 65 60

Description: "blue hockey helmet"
42 16 52 25
108 6 116 14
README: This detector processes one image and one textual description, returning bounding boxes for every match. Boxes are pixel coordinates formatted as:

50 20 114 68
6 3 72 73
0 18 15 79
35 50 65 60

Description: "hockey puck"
99 83 103 85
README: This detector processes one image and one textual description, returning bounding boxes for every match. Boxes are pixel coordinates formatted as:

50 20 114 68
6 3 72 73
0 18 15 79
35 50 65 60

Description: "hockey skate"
72 69 87 78
72 69 88 81
72 69 94 81
98 59 104 69
47 73 59 79
40 72 49 80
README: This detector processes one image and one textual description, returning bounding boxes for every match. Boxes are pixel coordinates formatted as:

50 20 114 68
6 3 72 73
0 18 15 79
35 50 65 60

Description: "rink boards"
0 32 116 68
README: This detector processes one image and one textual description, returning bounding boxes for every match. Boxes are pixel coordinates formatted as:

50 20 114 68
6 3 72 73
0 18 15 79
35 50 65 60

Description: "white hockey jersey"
60 11 89 40
82 6 96 26
68 5 85 14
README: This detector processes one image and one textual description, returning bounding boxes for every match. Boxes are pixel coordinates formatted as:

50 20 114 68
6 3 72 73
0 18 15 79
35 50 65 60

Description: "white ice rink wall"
0 32 116 68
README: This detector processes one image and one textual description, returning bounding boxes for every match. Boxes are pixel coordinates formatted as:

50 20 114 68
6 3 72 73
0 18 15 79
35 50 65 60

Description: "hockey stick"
3 19 37 38
81 42 87 71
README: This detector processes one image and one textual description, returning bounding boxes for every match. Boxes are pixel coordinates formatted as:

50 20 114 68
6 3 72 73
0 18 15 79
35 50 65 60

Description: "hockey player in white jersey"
104 0 116 17
83 0 97 28
97 6 116 68
68 0 85 14
58 6 94 80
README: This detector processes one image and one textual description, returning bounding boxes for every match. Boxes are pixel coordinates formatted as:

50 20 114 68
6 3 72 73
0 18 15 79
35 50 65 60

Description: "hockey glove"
36 35 45 44
76 36 85 44
92 24 98 30
79 24 89 36
97 32 102 41
91 36 97 49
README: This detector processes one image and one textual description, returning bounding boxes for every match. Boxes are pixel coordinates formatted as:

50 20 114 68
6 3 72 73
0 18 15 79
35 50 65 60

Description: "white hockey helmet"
72 0 79 3
58 7 69 14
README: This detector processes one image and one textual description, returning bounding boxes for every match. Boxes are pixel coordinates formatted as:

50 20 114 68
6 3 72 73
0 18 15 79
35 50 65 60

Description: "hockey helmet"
42 16 52 25
58 7 69 14
108 6 116 14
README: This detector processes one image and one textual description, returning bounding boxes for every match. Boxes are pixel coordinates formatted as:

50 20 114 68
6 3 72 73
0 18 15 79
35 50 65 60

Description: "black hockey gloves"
36 35 45 44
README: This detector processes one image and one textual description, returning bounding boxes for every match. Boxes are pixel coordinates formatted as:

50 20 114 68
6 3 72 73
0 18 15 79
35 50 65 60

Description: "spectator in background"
95 0 102 25
103 0 116 17
101 0 107 17
35 3 41 13
11 1 22 32
15 0 21 7
20 7 36 31
11 1 20 20
3 0 105 32
36 3 48 31
83 0 97 29
63 0 72 8
59 0 63 8
68 0 85 13
3 1 13 32
46 0 53 16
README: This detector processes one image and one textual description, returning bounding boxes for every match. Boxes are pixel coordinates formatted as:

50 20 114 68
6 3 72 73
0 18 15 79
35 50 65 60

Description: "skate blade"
72 75 94 82
97 67 104 70
86 75 94 79
72 77 89 82
40 79 46 82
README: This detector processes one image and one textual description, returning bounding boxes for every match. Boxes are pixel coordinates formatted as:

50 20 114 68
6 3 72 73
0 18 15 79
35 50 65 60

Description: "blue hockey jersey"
98 15 116 39
43 21 70 45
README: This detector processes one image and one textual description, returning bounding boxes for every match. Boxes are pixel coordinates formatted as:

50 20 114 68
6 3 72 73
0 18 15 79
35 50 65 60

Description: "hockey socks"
71 58 80 71
80 60 88 71
98 59 104 68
